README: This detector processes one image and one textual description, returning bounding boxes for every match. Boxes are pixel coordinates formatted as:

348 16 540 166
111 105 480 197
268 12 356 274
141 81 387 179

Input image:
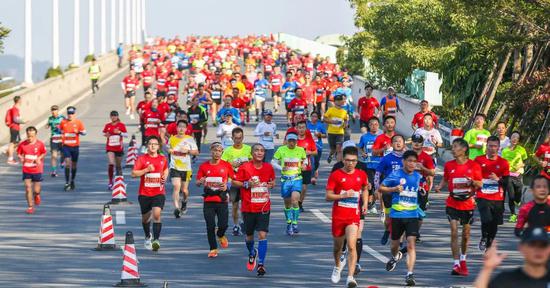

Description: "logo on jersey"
399 178 407 185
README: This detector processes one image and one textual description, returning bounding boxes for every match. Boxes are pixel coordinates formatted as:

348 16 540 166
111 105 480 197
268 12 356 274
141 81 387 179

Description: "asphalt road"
0 71 525 288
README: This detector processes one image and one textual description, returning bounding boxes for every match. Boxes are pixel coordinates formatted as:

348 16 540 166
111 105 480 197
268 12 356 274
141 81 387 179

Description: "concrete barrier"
0 50 124 143
276 33 338 62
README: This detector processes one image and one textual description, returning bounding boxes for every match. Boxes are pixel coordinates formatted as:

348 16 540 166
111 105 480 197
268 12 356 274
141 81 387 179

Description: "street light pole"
141 0 146 41
89 0 95 55
24 0 33 84
125 0 130 44
100 0 106 55
52 0 59 68
118 0 123 44
110 0 116 50
73 0 80 65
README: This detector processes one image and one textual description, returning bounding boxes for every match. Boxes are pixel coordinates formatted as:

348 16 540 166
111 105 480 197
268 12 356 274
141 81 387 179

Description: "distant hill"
0 54 52 83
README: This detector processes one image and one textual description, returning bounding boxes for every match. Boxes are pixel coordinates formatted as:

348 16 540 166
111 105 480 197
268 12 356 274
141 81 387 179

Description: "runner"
475 136 510 252
379 150 423 286
281 71 299 126
357 84 380 134
17 126 47 214
372 116 397 158
210 81 223 126
131 135 169 252
324 93 349 163
102 111 128 190
413 113 443 161
357 117 382 213
196 142 234 258
168 120 199 218
221 127 252 236
293 121 317 212
232 143 276 276
306 111 327 184
411 100 438 131
188 96 208 156
535 130 550 180
288 87 308 126
254 110 278 163
327 146 368 288
5 96 25 165
380 87 401 119
141 63 155 93
463 113 491 160
501 131 528 222
216 95 241 126
496 122 511 155
59 106 86 191
269 66 283 112
253 71 269 121
514 175 550 236
435 138 482 276
88 58 101 94
121 69 140 120
217 112 239 149
272 132 307 235
137 91 153 148
46 105 65 177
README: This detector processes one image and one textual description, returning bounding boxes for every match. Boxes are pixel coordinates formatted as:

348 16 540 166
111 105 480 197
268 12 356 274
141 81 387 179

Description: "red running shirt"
17 139 47 174
327 169 368 221
474 155 510 201
122 76 139 92
103 121 127 152
196 160 234 203
443 159 482 210
535 143 550 179
411 111 439 128
358 97 380 122
236 161 276 213
134 153 168 197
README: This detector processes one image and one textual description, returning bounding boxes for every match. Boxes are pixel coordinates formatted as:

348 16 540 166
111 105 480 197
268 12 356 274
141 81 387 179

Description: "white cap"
342 140 356 149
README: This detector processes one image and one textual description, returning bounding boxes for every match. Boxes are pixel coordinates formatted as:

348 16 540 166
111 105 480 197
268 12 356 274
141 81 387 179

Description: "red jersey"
137 100 151 120
156 72 168 91
327 169 368 221
232 97 247 110
411 111 439 128
417 151 435 190
6 106 20 130
263 58 275 73
122 76 139 92
535 143 550 179
134 153 168 197
444 159 482 210
270 74 283 92
301 84 315 105
142 109 164 137
474 155 510 201
358 96 380 121
60 119 86 147
288 98 308 122
236 161 276 213
314 81 326 103
166 80 179 98
103 121 127 152
372 133 395 156
196 160 234 203
295 135 317 171
17 139 47 174
141 70 154 87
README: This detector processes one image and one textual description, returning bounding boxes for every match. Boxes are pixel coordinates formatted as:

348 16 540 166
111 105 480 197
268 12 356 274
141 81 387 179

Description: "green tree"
0 22 10 53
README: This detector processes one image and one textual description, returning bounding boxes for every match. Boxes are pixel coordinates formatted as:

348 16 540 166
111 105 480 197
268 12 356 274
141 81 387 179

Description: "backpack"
4 108 12 127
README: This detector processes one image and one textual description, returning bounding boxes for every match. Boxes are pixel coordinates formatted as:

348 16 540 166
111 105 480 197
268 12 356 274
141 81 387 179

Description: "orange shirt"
60 119 86 147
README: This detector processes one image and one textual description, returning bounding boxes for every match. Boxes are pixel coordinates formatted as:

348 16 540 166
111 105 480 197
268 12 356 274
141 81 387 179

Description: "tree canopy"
0 22 10 54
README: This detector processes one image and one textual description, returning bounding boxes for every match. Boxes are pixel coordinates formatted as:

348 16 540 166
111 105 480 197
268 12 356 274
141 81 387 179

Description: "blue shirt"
254 79 269 98
216 107 241 125
376 152 403 178
306 121 327 150
282 81 298 103
358 130 382 168
382 169 422 218
117 46 123 56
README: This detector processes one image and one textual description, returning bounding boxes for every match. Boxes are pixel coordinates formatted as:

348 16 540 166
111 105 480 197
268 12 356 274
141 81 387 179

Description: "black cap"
521 227 548 244
411 134 424 143
67 106 76 114
110 110 119 117
334 93 345 101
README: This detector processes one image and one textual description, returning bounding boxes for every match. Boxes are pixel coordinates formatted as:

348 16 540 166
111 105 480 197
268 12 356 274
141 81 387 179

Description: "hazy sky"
0 0 357 66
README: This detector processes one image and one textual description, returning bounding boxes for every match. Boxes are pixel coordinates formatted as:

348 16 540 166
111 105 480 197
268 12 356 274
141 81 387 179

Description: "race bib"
144 173 161 188
205 176 223 191
476 134 488 147
451 177 471 196
481 179 499 194
337 190 360 209
64 133 77 145
51 134 62 143
283 158 300 172
108 135 121 147
330 117 343 128
398 189 418 208
251 186 269 204
23 154 38 167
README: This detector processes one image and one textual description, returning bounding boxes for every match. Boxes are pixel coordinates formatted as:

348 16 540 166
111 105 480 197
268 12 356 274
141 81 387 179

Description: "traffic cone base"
113 279 147 287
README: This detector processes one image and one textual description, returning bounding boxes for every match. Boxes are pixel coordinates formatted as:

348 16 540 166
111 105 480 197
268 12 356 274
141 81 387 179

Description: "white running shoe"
126 108 131 115
339 250 348 269
130 114 135 120
346 276 358 288
144 235 152 250
369 206 378 214
331 266 342 284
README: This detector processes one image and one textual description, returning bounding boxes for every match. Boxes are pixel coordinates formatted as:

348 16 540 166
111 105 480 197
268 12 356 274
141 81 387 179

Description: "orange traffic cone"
94 204 116 251
125 135 138 168
109 176 132 205
114 231 147 287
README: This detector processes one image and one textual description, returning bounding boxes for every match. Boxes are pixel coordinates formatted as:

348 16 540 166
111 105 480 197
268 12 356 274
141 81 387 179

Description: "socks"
460 254 467 261
115 165 122 177
356 238 363 261
65 167 70 183
52 165 57 173
258 239 267 265
454 259 460 265
153 222 162 240
71 167 77 181
407 271 413 276
284 208 291 224
291 207 300 225
246 240 255 256
142 222 151 238
108 165 114 184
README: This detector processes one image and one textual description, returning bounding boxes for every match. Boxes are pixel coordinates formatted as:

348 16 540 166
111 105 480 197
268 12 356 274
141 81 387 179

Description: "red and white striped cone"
125 136 137 168
109 176 132 205
94 204 116 251
114 231 147 287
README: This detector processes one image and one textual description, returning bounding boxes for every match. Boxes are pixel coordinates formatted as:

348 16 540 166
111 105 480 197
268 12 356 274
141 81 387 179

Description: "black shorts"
301 170 312 185
366 169 376 196
382 193 393 211
285 103 292 113
212 98 222 105
22 173 43 182
106 150 124 157
446 206 474 225
138 194 166 215
359 120 369 129
143 85 151 93
272 91 281 98
391 218 420 240
156 90 166 98
327 133 344 150
62 146 80 162
125 91 136 98
169 169 191 181
10 128 20 144
50 139 62 151
418 190 429 211
243 212 270 235
476 198 504 225
229 186 240 203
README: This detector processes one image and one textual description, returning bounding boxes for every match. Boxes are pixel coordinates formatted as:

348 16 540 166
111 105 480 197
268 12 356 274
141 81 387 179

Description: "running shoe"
208 249 219 258
180 201 188 214
247 248 258 271
219 236 229 249
339 249 348 269
144 236 152 250
152 239 160 251
327 154 333 164
286 224 294 236
50 171 58 177
478 238 487 252
64 183 71 191
354 263 362 275
299 202 304 213
34 194 41 206
415 235 422 244
311 177 317 185
346 276 358 288
70 181 75 191
331 266 342 284
130 114 135 120
400 245 408 255
173 208 181 219
381 230 390 245
25 206 35 214
257 264 266 276
385 251 403 271
508 214 517 223
232 225 241 236
405 273 416 286
126 108 131 115
108 183 113 190
7 159 18 165
451 264 461 275
292 224 299 234
459 260 469 276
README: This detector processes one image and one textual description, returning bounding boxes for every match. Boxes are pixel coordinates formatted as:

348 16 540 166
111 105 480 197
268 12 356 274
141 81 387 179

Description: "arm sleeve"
514 204 529 236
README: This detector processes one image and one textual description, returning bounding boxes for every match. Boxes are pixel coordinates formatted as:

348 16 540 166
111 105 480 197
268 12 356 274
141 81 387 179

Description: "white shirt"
498 136 510 156
254 121 277 150
217 123 238 148
414 127 443 156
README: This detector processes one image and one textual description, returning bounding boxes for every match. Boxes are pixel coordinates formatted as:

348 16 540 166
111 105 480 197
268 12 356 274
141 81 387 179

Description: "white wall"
276 33 338 63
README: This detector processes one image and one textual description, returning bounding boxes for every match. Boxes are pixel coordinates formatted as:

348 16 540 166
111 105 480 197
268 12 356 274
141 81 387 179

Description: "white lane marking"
115 210 126 225
311 208 390 263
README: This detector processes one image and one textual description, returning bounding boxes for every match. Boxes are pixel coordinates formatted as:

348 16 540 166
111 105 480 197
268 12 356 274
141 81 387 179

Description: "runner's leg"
345 225 359 276
24 179 33 207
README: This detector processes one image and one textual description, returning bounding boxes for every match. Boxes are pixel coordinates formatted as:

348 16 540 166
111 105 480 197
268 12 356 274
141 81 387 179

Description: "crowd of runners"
4 35 550 287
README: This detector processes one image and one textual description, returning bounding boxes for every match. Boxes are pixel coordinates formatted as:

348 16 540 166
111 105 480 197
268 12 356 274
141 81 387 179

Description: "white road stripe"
311 208 390 263
115 210 126 225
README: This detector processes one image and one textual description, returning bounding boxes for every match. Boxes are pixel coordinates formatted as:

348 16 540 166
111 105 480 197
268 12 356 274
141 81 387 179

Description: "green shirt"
274 145 306 178
463 128 491 160
47 115 65 137
501 145 528 175
221 144 252 171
